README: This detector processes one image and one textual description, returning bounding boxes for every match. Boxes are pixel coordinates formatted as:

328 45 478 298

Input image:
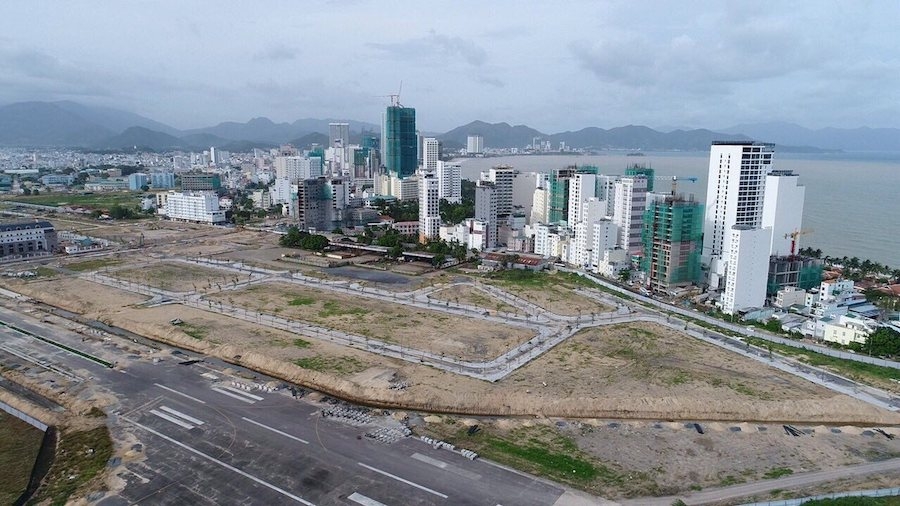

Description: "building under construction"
640 195 704 295
766 255 824 295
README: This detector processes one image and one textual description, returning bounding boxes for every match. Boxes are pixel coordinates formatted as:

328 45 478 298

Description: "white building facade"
761 170 805 256
721 225 772 315
162 191 226 224
419 174 441 242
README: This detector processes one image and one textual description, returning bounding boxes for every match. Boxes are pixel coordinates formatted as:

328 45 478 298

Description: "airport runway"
0 307 567 506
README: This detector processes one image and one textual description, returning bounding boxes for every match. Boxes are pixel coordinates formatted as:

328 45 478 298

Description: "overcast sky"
0 1 896 132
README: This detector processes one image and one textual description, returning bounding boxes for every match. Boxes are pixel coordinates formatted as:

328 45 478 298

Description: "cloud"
368 31 487 67
254 44 298 62
475 75 505 88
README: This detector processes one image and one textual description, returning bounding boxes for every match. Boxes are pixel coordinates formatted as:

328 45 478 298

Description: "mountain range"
0 101 897 153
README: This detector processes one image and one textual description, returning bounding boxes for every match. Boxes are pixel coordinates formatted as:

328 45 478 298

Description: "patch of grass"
29 426 114 506
179 323 208 340
800 499 900 506
0 412 44 506
35 266 58 277
729 382 772 399
64 258 121 272
746 337 900 386
317 301 369 318
85 407 106 418
292 338 311 349
6 192 140 208
292 355 366 375
718 474 744 486
665 370 692 386
482 437 599 483
763 467 794 479
288 296 315 306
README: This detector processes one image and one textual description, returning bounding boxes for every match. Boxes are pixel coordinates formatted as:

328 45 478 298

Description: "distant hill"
439 121 546 149
0 100 896 152
288 132 329 150
94 126 187 151
183 117 381 144
0 102 114 146
722 121 900 152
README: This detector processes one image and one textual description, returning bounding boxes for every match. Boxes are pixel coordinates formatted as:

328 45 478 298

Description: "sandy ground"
429 284 520 314
111 262 253 293
8 277 148 319
418 415 900 499
204 282 535 360
483 278 612 316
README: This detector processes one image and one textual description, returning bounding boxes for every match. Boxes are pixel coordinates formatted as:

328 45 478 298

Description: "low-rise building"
0 221 58 257
161 191 226 224
774 286 807 308
823 314 877 346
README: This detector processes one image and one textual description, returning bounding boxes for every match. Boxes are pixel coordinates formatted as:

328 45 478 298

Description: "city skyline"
0 1 898 132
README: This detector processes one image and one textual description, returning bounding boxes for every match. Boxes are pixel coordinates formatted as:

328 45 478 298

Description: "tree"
864 327 900 358
141 184 150 192
432 253 446 267
618 269 632 283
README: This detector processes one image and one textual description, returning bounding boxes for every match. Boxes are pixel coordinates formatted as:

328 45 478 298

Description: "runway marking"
124 417 316 505
154 383 206 404
149 409 194 429
211 387 256 403
411 453 447 469
222 385 264 401
348 492 388 506
357 462 448 499
241 417 309 444
410 453 481 480
159 406 204 426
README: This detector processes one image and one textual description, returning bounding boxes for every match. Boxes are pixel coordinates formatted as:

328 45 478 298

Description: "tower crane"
374 81 403 107
784 229 813 256
648 175 698 195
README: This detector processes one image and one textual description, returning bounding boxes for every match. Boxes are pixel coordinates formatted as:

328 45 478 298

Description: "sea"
454 151 900 268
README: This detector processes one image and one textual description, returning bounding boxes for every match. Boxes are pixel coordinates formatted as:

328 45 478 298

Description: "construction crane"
649 175 698 195
374 81 403 107
784 229 813 256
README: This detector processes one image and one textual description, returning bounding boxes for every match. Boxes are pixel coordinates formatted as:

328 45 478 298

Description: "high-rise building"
329 123 350 150
297 178 330 231
419 174 441 243
383 106 417 179
612 175 648 255
590 220 619 269
762 170 805 256
162 191 226 224
467 135 484 154
640 195 704 295
481 166 516 218
275 156 322 182
422 137 440 173
567 172 597 225
596 174 619 218
702 141 773 286
547 167 576 224
436 161 461 204
624 164 655 192
180 173 222 191
722 225 772 314
475 182 498 249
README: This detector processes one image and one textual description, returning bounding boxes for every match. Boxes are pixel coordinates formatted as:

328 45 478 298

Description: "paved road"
621 457 900 505
0 307 568 506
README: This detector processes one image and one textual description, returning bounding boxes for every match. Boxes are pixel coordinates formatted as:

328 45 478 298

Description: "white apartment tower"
612 176 648 255
467 135 484 154
419 174 441 243
481 166 516 217
422 137 440 173
436 161 462 204
703 141 773 287
722 225 773 314
275 156 323 183
761 170 805 256
475 182 498 249
567 172 597 225
329 122 350 149
163 191 226 224
591 220 619 269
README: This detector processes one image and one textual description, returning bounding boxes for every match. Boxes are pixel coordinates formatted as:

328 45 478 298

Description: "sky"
0 0 897 133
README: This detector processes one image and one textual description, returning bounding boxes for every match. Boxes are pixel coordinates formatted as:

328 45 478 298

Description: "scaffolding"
641 195 703 295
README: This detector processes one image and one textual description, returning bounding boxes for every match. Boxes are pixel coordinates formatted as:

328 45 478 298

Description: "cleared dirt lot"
418 415 900 499
480 272 612 316
204 282 535 360
429 284 519 314
111 262 252 292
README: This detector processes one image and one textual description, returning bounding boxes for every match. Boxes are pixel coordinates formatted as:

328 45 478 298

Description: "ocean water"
456 152 900 268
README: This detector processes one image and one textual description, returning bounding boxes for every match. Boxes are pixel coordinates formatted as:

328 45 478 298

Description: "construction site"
2 215 899 501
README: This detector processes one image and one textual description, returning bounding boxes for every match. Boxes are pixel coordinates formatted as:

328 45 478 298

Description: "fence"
742 487 900 506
